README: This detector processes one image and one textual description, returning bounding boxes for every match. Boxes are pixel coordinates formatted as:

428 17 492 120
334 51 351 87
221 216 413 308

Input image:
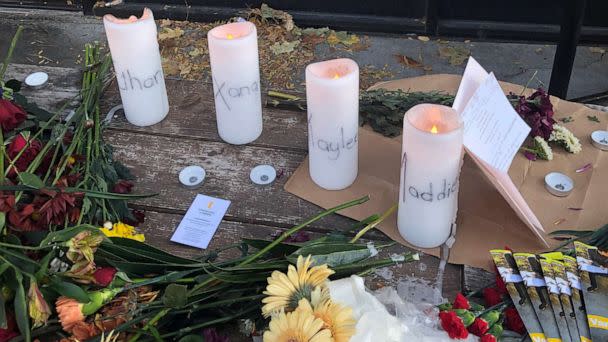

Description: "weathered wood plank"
105 129 360 232
103 81 309 151
462 265 495 293
138 209 462 298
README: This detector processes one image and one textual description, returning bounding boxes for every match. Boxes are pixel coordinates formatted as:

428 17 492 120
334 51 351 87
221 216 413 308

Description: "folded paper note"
285 64 608 270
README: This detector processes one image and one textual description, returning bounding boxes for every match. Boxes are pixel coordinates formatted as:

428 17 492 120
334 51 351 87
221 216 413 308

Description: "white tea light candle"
103 8 169 127
398 104 464 248
208 21 263 145
306 58 359 190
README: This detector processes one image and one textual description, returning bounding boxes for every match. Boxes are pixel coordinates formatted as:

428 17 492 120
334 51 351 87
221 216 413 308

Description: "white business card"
170 194 231 249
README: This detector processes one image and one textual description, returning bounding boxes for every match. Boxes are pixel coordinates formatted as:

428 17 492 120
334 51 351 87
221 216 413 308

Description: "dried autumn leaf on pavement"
394 54 423 68
271 40 301 55
327 31 360 46
438 45 470 66
158 27 184 41
417 35 430 42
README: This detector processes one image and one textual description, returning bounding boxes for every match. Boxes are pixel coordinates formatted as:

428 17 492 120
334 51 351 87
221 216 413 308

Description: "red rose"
93 267 117 287
468 317 490 336
7 134 42 176
112 180 133 194
483 287 503 307
504 307 526 334
453 293 470 310
0 99 27 133
480 334 497 342
439 310 469 339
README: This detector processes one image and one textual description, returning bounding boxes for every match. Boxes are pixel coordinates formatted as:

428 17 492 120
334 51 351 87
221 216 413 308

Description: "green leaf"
17 172 45 188
0 212 5 231
291 242 368 258
49 278 90 303
179 335 204 342
39 224 100 246
13 270 31 342
243 238 301 256
35 250 56 280
289 248 371 268
103 237 196 264
162 283 188 308
0 291 6 329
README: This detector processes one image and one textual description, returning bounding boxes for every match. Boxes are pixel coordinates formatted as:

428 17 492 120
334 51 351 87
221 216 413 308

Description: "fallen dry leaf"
270 40 300 55
394 54 423 68
438 45 470 66
418 35 430 42
535 47 543 54
589 46 606 54
327 31 360 46
158 27 184 41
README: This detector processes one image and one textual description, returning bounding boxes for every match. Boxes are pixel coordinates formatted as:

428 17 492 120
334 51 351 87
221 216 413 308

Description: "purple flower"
524 151 537 161
202 328 229 342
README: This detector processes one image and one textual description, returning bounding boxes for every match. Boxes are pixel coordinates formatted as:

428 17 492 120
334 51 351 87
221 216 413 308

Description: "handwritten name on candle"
213 78 260 111
308 114 357 160
404 178 458 203
117 69 163 91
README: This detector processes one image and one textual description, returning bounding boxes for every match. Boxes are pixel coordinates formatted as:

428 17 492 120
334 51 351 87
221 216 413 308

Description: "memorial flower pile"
437 293 506 341
509 88 582 160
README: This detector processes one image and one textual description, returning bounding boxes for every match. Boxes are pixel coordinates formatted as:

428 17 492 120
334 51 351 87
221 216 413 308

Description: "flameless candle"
103 8 169 127
398 104 464 248
207 21 263 145
306 58 359 190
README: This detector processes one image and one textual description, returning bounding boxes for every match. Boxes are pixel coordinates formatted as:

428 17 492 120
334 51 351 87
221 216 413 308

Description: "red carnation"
93 267 117 287
112 180 133 194
504 307 526 334
7 133 42 176
468 317 490 336
0 310 19 341
483 287 503 307
0 99 27 133
453 293 470 310
439 310 469 339
480 334 497 342
0 192 15 212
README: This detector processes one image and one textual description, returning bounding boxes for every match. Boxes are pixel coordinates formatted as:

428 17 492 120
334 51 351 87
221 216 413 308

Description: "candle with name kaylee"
398 104 464 248
208 21 263 145
306 58 359 190
103 8 169 127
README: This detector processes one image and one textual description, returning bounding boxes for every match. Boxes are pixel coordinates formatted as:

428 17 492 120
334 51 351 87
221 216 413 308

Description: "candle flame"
227 33 234 40
333 73 340 79
430 125 438 134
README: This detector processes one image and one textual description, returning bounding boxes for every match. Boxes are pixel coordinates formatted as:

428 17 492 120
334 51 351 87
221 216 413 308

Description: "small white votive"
544 172 574 197
179 165 206 189
25 72 49 87
591 130 608 151
250 165 276 185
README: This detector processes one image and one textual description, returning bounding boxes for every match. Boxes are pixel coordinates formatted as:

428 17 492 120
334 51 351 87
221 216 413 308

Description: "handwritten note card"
460 73 530 173
171 194 231 249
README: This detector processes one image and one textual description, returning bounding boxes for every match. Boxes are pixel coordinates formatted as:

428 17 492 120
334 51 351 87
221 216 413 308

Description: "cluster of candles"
102 9 464 249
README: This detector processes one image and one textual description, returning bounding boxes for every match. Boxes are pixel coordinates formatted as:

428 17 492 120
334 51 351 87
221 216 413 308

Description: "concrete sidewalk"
0 8 607 102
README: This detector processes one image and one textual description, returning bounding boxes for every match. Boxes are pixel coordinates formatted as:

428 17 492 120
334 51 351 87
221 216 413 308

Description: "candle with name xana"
306 58 359 190
398 104 464 248
103 8 169 127
208 21 263 145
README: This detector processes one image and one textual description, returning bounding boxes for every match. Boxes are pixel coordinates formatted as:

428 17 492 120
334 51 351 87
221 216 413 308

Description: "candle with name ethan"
103 8 169 127
306 58 359 190
398 104 464 248
208 21 262 145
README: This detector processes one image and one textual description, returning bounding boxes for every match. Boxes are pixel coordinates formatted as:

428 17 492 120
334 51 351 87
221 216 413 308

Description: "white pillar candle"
306 58 359 190
207 21 263 145
398 104 464 248
103 8 169 127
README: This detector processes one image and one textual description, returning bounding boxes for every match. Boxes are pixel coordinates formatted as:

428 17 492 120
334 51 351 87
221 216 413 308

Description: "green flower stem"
350 203 396 243
127 308 170 342
188 195 370 296
160 305 259 339
0 241 53 250
0 25 23 80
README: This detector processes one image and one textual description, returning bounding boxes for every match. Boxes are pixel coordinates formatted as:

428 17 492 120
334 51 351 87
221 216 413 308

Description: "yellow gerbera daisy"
262 255 334 317
296 299 356 342
263 308 333 342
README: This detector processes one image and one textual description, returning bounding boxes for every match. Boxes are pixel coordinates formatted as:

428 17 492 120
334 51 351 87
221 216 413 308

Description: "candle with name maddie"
208 21 263 145
103 8 169 127
398 104 464 248
306 58 359 190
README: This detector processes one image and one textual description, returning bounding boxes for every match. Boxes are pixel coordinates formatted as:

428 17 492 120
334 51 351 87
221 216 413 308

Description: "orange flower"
28 282 51 328
56 297 85 332
71 321 100 340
